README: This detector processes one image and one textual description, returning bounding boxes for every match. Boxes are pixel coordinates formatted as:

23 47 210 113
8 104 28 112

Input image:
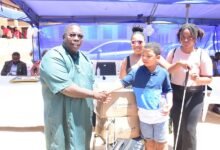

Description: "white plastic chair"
202 77 220 122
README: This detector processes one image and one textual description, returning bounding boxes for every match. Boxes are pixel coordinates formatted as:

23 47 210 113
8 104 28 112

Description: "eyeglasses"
131 40 143 45
180 36 194 41
69 33 84 39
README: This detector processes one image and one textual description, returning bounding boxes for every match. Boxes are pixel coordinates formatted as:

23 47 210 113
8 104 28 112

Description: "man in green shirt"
40 23 108 150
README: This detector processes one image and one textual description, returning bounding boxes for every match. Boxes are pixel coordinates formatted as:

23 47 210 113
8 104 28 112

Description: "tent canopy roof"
11 0 220 26
0 4 30 22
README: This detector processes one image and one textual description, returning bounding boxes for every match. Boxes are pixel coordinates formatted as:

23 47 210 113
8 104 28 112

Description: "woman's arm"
158 56 189 73
168 61 188 73
191 74 212 85
158 56 171 70
119 58 127 79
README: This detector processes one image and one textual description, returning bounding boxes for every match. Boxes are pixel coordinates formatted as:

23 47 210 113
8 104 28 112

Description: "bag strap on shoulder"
171 48 177 63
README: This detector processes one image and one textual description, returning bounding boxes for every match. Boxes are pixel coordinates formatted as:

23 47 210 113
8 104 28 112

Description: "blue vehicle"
85 40 132 60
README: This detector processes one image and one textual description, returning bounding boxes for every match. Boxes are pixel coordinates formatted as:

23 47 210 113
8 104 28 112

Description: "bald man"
40 24 109 150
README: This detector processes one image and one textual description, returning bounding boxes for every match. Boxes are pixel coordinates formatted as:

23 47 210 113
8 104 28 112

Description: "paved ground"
0 111 219 150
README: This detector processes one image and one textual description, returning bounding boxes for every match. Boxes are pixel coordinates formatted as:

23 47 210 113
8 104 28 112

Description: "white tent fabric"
11 0 220 27
0 5 30 22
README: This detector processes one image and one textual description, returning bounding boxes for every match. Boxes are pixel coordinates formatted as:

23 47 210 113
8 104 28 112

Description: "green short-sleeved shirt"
40 45 94 150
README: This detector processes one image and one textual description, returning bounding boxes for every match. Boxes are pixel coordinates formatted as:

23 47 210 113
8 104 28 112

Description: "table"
0 76 44 127
0 75 120 127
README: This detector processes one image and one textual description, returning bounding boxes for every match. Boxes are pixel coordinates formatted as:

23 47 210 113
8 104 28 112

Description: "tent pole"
185 4 190 23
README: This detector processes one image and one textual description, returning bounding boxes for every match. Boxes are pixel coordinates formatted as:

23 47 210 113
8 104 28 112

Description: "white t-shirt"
138 108 169 124
138 95 169 124
166 48 213 86
9 64 17 76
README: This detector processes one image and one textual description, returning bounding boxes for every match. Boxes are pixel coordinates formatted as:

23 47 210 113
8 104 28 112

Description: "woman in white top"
166 23 213 150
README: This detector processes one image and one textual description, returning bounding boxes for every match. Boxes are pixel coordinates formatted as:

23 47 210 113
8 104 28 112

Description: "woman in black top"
119 26 146 79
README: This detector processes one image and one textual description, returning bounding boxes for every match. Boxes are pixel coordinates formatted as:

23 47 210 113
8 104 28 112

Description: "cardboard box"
95 115 140 143
94 89 138 118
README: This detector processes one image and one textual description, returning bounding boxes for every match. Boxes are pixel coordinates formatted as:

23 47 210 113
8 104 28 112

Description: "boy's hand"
161 104 171 116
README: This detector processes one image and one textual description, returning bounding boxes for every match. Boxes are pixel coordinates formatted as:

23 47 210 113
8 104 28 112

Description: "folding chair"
202 77 220 122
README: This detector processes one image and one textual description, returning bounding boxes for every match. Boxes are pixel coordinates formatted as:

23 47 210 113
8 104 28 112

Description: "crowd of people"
0 23 217 150
1 25 25 39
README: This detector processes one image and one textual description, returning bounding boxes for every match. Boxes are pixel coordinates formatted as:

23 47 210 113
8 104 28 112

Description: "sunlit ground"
0 111 219 150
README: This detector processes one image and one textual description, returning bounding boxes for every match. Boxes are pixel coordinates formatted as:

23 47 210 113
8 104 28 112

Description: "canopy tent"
8 0 220 62
10 0 220 27
0 5 30 22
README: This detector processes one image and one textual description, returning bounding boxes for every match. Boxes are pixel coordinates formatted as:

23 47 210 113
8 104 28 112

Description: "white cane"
174 69 189 150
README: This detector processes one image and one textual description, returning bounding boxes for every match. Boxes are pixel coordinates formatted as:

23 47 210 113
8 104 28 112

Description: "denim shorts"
140 120 168 143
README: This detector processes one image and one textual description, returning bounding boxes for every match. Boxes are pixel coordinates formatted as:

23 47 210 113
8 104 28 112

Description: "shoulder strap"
126 56 131 74
171 48 177 63
199 48 203 75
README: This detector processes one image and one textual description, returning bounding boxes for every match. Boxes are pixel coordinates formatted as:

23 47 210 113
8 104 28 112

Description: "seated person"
1 52 27 76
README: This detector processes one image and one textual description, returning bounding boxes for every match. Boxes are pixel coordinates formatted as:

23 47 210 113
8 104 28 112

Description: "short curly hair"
144 42 161 56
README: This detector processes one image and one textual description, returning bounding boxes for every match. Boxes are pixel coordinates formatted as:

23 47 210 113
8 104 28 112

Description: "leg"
171 86 184 150
154 121 169 150
155 141 168 150
182 91 204 150
146 140 155 150
140 121 153 150
171 106 183 150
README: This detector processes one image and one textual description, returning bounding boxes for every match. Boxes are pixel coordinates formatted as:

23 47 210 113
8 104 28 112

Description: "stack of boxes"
94 86 140 144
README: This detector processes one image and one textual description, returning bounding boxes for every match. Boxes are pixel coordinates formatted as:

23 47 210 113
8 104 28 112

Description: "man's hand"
93 91 111 103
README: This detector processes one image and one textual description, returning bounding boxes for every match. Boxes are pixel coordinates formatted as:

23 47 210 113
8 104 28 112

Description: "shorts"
140 120 168 143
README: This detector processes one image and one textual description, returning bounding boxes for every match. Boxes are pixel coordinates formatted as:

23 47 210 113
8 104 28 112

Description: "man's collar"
62 44 80 63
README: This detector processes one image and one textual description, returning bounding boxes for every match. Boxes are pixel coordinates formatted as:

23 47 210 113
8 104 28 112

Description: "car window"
118 43 131 51
90 43 119 54
101 43 119 53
